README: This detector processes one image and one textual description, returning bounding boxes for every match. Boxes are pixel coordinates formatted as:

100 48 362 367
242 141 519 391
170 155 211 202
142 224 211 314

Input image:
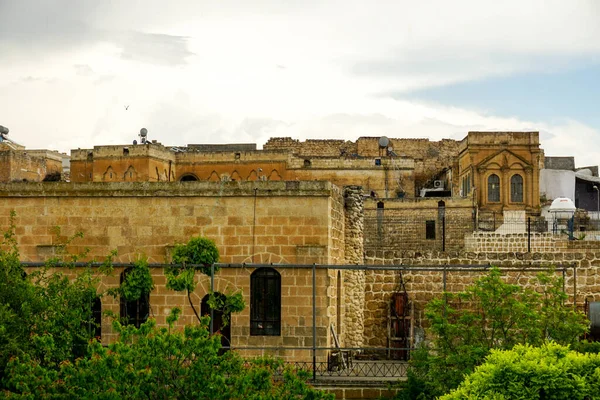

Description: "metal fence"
23 262 578 381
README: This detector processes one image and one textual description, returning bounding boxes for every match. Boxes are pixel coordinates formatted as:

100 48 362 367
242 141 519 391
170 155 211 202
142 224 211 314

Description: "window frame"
487 174 501 203
250 267 281 336
425 220 436 240
510 174 524 203
119 268 150 328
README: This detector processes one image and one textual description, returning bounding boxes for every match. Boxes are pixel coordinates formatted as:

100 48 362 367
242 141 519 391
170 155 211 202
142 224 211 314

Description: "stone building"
456 132 542 212
0 142 67 182
4 130 600 372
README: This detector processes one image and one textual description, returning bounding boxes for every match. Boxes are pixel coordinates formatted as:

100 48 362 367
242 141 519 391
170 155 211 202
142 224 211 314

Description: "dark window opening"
377 201 384 209
488 174 500 203
120 269 150 328
201 293 231 353
251 268 281 336
511 174 523 203
375 159 381 166
235 152 241 159
426 220 436 240
304 159 311 167
123 148 129 156
180 175 199 182
89 297 102 340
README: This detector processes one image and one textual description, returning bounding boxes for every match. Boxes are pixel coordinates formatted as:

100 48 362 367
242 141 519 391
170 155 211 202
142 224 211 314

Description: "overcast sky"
1 0 599 166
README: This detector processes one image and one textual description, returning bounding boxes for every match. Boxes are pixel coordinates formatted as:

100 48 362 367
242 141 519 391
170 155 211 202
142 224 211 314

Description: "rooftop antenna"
137 128 148 144
0 125 9 142
378 136 389 148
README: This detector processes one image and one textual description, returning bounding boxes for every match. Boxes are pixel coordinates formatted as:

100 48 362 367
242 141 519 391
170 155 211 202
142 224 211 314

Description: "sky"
0 0 599 167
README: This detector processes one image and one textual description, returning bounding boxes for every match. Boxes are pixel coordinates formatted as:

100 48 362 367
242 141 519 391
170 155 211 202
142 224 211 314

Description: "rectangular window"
426 220 436 240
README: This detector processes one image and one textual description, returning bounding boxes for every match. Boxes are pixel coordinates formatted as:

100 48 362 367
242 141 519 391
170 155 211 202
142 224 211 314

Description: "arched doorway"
201 293 231 352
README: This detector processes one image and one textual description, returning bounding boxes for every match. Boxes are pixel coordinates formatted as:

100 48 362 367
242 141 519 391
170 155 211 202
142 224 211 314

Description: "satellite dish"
378 136 389 148
388 146 393 152
133 139 138 145
140 128 148 137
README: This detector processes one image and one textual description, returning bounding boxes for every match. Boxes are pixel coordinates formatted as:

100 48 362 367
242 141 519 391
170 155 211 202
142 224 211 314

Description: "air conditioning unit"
433 180 444 189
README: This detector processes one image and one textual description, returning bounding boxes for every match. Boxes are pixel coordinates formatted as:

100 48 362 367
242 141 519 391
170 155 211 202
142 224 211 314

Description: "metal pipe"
210 263 215 335
312 263 317 381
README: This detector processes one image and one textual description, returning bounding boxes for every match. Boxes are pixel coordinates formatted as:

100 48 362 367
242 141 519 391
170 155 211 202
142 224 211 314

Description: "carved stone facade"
457 132 542 212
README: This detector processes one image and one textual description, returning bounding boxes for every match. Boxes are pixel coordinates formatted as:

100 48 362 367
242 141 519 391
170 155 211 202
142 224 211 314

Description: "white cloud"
0 0 598 169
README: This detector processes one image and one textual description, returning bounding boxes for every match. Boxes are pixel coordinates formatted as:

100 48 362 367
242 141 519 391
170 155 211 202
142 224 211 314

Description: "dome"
549 197 576 213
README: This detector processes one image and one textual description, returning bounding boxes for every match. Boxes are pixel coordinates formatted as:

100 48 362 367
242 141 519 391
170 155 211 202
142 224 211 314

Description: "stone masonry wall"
362 249 600 347
343 186 365 348
2 181 340 362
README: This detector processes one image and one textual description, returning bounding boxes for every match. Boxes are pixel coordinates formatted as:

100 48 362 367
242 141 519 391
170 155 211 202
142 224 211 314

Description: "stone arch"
268 169 282 181
231 170 242 182
123 165 137 181
179 173 199 182
102 166 117 181
241 252 289 265
208 171 220 182
247 170 259 181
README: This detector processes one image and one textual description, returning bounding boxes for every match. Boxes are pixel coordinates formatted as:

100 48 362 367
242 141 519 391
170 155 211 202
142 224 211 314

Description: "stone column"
343 186 365 348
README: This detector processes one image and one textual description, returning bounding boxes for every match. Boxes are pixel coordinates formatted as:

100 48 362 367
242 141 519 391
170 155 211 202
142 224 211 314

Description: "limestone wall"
362 249 600 347
364 197 474 252
5 181 345 362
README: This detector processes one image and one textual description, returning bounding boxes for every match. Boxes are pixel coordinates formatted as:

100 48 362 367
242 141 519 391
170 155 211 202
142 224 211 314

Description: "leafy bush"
166 236 244 325
440 342 600 400
3 312 333 399
399 267 589 399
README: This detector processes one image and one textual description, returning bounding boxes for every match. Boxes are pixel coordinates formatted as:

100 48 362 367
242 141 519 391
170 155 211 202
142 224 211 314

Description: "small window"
235 152 241 160
375 159 381 166
377 201 384 209
123 147 129 156
511 174 523 203
251 268 281 336
88 297 102 340
488 174 500 203
426 220 436 239
120 268 150 328
304 159 311 167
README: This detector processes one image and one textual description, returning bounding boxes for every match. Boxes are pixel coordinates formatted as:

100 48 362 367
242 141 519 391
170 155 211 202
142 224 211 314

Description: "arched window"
120 268 150 328
511 174 524 203
180 174 199 182
201 293 231 352
488 174 500 203
250 268 281 336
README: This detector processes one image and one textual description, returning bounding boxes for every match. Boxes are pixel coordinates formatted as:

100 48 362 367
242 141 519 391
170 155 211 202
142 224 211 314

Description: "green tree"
3 310 333 399
0 212 103 382
440 342 600 400
399 267 588 399
165 236 244 324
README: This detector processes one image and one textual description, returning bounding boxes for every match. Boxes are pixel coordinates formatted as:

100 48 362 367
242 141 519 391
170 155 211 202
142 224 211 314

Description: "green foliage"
207 291 246 327
170 236 220 276
166 236 244 325
440 342 600 400
119 259 155 301
400 267 589 399
3 312 333 400
0 212 104 382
